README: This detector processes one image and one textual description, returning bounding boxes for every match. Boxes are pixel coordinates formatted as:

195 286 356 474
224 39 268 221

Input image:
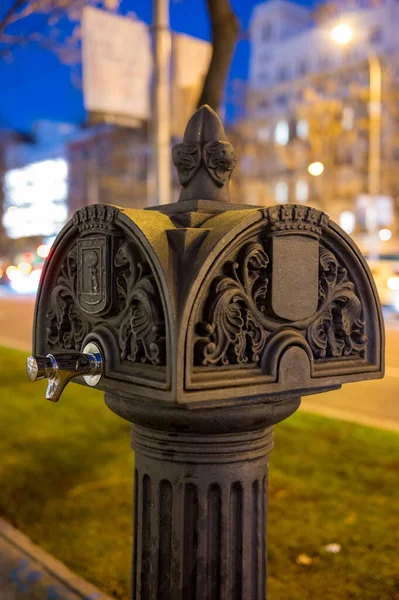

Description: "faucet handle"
26 355 55 382
26 342 103 402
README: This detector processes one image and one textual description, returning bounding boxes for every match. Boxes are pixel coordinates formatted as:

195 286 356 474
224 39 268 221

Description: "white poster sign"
82 7 152 122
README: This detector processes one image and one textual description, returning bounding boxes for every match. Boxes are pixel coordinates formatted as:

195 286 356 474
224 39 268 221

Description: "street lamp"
308 161 325 177
331 23 353 46
331 23 382 259
378 228 392 242
153 0 172 205
331 23 382 202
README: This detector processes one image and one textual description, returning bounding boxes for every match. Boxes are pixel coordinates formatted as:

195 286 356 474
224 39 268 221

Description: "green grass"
1 346 398 599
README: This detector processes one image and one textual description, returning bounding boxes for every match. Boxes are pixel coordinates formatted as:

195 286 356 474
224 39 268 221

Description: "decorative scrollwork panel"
194 240 270 366
46 209 166 368
193 234 368 369
307 247 367 359
116 243 165 366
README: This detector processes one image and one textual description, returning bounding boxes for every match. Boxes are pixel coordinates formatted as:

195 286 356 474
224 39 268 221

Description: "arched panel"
182 204 384 405
33 204 175 398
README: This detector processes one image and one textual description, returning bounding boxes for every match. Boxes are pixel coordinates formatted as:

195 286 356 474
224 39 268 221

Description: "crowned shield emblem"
271 235 319 321
77 236 110 315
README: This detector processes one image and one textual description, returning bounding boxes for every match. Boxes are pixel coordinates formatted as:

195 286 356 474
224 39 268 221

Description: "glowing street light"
6 265 18 280
17 262 32 276
331 23 353 46
308 162 325 177
37 244 50 259
378 228 392 242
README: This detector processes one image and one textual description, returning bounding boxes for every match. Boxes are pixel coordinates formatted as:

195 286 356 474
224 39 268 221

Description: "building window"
258 99 269 112
276 65 289 82
296 180 308 203
347 49 358 62
241 156 253 174
275 94 288 107
296 90 305 103
296 119 309 140
369 27 383 45
260 53 271 63
342 107 355 130
257 126 271 142
297 59 308 77
261 22 272 42
319 54 330 70
275 181 288 204
274 120 290 146
340 210 355 234
259 71 270 84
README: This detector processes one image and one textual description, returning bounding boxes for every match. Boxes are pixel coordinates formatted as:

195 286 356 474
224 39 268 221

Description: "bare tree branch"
198 0 239 110
0 30 62 57
0 0 118 60
5 0 73 28
0 0 26 35
0 0 84 58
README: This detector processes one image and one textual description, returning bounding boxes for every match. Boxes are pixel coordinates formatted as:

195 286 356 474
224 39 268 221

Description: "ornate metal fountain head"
30 105 384 412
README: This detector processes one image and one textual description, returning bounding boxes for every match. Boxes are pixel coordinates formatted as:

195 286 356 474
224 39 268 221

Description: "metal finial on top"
172 105 237 203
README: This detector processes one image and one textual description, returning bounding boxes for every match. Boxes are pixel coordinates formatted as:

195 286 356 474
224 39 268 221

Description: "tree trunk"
198 0 239 111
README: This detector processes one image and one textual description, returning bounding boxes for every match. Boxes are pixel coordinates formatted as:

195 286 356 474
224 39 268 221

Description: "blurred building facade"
242 0 399 254
0 121 77 255
0 121 177 253
67 124 150 215
67 123 186 214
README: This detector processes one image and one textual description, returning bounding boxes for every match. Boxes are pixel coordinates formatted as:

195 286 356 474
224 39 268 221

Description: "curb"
0 518 113 600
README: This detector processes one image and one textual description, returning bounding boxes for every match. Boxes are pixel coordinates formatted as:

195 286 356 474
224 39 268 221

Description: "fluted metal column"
131 424 272 600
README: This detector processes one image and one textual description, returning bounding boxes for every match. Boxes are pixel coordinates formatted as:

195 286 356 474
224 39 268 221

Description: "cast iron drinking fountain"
27 106 384 599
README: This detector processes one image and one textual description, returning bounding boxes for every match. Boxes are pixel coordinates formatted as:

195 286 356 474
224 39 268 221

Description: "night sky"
0 0 317 133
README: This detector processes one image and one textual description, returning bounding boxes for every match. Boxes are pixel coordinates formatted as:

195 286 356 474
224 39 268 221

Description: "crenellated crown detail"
262 205 330 238
72 204 120 234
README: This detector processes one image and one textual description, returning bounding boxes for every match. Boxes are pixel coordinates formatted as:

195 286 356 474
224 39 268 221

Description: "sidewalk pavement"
301 397 399 433
0 519 112 600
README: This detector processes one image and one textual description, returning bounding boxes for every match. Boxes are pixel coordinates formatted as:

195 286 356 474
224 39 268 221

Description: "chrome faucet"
26 342 103 402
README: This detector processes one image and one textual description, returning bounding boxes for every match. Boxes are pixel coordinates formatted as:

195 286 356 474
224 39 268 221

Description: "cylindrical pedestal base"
131 423 273 600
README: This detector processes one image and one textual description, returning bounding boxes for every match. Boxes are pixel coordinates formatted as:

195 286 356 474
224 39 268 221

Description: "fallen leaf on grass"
324 543 342 554
344 513 357 525
275 489 289 499
296 554 313 566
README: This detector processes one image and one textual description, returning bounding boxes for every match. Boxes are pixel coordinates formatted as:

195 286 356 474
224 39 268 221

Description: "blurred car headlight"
387 276 399 291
